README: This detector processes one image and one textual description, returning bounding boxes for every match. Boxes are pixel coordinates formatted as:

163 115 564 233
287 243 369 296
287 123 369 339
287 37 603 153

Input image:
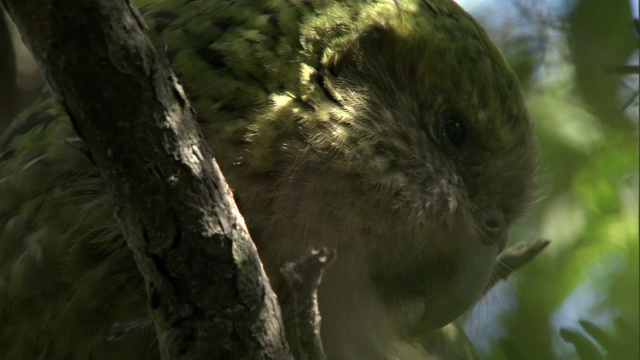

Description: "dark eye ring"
440 117 466 148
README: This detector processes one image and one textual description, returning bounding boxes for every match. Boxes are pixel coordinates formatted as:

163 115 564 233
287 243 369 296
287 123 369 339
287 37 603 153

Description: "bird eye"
440 117 466 148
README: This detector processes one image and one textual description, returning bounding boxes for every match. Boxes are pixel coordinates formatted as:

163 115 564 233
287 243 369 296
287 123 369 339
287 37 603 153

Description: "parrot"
0 0 539 358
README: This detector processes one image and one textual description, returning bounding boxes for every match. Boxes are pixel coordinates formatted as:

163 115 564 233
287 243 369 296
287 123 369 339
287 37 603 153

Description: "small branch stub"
486 238 550 291
281 248 337 360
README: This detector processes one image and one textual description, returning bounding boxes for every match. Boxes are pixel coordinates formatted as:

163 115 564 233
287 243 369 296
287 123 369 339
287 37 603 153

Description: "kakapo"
0 0 538 358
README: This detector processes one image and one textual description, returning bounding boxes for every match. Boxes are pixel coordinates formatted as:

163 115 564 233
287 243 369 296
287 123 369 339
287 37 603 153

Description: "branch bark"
0 0 291 358
281 248 336 360
0 6 18 131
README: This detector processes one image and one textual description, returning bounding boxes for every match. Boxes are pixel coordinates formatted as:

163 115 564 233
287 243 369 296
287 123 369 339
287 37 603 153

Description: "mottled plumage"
0 0 538 358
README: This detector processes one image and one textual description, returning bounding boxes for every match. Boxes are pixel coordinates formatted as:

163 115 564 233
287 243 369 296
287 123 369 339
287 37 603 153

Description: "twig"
486 239 550 291
281 248 336 360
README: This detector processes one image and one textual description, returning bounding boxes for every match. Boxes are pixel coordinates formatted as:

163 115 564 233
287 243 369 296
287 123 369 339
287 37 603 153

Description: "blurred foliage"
1 0 638 359
461 0 639 359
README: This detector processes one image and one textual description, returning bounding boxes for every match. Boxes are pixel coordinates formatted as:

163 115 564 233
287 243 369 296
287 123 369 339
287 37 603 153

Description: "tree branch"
0 6 18 130
486 239 550 291
1 0 291 358
281 248 336 360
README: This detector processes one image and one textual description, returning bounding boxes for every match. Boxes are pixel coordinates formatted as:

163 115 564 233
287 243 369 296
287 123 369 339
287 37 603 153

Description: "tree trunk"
0 0 292 358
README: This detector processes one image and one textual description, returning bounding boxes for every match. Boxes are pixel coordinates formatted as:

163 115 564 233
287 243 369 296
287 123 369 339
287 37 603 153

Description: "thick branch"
1 0 291 358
